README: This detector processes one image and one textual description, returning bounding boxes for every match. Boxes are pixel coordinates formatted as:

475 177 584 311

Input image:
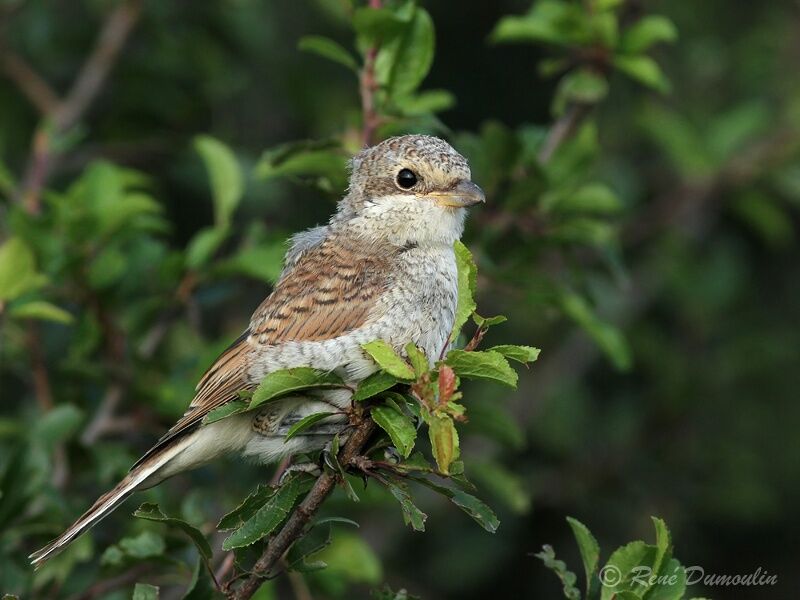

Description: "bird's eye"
396 168 418 190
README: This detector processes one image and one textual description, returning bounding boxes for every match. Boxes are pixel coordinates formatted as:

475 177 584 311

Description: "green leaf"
620 15 678 53
386 481 427 532
353 370 400 402
222 474 313 550
33 404 84 449
376 6 435 96
249 367 345 410
557 68 608 106
404 343 429 377
185 226 229 270
372 405 416 458
361 340 415 380
599 541 655 600
535 545 581 600
444 350 518 388
298 35 359 73
0 237 45 302
202 400 249 425
255 143 348 191
427 412 459 473
613 55 671 93
544 182 623 214
194 135 243 229
450 491 500 533
651 516 671 578
284 412 334 440
309 532 383 584
220 242 285 283
394 89 455 116
133 583 159 600
472 313 507 328
217 484 277 531
451 240 478 342
560 291 631 370
470 462 530 513
567 517 600 597
490 1 588 47
134 503 212 560
352 7 406 47
122 531 165 559
489 345 540 365
9 301 73 324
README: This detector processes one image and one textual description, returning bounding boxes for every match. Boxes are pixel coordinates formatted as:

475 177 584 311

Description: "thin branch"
537 102 592 164
13 0 143 213
359 0 382 147
230 416 376 600
0 51 60 114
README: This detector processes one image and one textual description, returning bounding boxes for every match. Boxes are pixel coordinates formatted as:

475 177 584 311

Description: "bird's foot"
278 461 321 485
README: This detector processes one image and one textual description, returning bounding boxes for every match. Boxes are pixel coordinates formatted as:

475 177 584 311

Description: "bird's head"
335 135 485 246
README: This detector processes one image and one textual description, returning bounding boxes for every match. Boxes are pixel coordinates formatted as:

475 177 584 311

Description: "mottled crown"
346 135 471 202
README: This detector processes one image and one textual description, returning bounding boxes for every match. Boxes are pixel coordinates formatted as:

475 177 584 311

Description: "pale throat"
339 194 466 248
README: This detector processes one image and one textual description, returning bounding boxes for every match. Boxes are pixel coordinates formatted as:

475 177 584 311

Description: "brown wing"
133 235 391 467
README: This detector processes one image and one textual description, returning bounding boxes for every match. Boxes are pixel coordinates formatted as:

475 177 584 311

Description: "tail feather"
29 437 189 569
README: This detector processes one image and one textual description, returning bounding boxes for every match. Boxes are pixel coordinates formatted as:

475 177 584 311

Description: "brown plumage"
29 134 484 568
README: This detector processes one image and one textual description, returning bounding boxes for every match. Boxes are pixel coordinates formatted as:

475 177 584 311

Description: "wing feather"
133 234 391 467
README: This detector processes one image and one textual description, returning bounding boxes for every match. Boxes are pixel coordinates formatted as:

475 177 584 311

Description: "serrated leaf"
535 545 581 600
567 517 600 597
427 412 459 473
599 541 655 600
249 367 345 409
386 481 427 531
620 15 678 53
134 503 212 560
217 484 277 531
202 400 249 425
222 474 313 549
362 340 415 380
9 301 73 324
133 583 159 600
0 237 45 302
450 491 500 533
451 240 477 342
489 345 541 365
444 350 518 388
651 516 671 578
194 135 243 229
372 405 416 458
284 412 334 440
613 55 671 93
353 370 399 402
298 35 359 73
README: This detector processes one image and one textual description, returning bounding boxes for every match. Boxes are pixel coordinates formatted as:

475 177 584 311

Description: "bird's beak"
427 180 486 208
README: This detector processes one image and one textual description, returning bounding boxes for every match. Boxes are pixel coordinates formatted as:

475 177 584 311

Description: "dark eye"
396 168 418 189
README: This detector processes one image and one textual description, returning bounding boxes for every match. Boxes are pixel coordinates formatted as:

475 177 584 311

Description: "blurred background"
1 0 799 598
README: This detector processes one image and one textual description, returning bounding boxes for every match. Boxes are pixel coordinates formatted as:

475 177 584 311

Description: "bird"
29 134 485 568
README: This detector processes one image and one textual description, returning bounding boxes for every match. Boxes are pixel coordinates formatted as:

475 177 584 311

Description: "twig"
230 416 376 600
0 51 60 115
12 0 143 213
359 0 382 146
537 102 592 164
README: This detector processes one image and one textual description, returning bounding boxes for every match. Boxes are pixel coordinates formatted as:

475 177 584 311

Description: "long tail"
29 436 191 569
